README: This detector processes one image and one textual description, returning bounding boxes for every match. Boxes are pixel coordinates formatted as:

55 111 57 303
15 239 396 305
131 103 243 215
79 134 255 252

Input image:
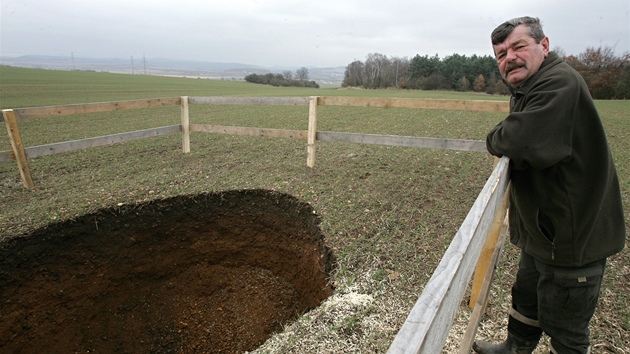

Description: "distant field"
0 66 508 108
1 66 628 353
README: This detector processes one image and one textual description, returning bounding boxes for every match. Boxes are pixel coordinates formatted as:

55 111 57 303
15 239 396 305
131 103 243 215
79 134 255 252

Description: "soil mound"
0 189 334 353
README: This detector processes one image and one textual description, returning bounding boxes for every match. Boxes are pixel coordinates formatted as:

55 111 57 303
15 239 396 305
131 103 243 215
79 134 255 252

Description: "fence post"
459 187 510 353
307 96 319 167
469 158 509 309
2 109 35 189
181 96 190 153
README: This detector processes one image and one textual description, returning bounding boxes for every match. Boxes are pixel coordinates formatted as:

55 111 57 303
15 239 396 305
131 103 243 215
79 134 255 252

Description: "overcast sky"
1 0 628 68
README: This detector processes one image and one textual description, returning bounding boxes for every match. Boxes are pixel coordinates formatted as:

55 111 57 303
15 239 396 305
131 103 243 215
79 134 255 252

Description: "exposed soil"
0 189 334 353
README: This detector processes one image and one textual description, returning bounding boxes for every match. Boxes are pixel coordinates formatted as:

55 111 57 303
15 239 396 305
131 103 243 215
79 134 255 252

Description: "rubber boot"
472 332 539 354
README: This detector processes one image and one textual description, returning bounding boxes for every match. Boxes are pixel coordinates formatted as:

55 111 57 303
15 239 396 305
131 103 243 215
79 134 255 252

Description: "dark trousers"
509 251 606 354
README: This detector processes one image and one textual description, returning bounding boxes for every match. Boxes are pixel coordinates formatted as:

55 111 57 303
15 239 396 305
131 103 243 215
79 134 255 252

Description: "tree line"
245 67 320 88
342 47 630 99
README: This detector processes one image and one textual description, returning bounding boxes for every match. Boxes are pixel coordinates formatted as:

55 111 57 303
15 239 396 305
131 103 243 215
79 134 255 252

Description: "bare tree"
342 60 365 87
385 56 409 88
364 53 390 88
295 67 309 81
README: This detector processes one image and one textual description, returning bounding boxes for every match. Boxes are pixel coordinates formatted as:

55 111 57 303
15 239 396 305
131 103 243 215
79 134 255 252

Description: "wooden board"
307 96 318 167
469 184 510 308
318 96 510 112
317 131 486 152
19 126 181 159
459 211 510 354
181 96 190 153
386 156 510 354
190 124 307 139
0 150 11 162
10 98 181 120
2 109 34 188
189 96 310 106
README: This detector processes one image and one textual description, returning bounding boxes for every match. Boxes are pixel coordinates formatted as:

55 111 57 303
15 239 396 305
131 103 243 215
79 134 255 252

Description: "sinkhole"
0 189 334 353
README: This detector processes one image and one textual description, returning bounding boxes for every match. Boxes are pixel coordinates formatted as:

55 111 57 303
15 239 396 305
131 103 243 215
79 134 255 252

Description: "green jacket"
486 52 626 266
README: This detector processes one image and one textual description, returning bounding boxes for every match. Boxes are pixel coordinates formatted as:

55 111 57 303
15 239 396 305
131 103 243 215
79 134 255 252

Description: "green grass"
0 66 628 353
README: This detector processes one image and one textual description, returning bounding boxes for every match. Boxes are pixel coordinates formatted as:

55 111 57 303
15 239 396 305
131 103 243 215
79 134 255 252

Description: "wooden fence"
1 96 511 353
1 96 508 188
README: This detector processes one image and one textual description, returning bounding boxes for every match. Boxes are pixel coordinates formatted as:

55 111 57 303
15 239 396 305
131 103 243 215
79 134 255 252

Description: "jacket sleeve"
486 70 577 171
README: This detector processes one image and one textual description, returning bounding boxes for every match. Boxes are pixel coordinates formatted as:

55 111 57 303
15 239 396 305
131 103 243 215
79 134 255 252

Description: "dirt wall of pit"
0 189 334 353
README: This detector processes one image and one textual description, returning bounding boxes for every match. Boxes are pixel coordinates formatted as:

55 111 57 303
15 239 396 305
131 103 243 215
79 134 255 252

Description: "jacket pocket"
536 209 555 242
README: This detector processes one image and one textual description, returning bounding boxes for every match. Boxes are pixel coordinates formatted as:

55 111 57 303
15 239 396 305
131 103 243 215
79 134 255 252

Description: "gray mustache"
506 62 525 73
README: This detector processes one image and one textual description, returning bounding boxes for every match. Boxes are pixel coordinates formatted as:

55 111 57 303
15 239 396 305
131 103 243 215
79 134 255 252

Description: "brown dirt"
0 189 334 353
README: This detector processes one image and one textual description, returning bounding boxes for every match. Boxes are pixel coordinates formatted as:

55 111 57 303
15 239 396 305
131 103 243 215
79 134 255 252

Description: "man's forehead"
493 26 534 51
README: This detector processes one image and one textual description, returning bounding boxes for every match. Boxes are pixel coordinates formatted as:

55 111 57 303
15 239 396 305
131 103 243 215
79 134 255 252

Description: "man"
473 17 626 354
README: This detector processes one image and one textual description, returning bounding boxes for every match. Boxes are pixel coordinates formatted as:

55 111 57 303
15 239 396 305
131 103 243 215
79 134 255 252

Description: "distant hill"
0 55 345 86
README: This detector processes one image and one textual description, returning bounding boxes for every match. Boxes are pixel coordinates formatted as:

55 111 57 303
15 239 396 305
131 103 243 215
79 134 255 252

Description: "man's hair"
491 16 546 45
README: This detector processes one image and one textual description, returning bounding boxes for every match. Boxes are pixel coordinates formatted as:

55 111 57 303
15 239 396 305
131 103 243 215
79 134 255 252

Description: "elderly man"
473 17 626 354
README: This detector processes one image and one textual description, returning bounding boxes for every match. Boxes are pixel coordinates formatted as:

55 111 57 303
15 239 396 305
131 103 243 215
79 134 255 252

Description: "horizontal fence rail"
0 126 181 162
189 124 308 139
189 96 310 106
318 96 510 112
2 98 181 121
316 132 487 152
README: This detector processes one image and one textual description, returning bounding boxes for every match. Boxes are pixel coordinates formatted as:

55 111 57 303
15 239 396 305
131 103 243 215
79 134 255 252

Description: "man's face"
492 24 550 88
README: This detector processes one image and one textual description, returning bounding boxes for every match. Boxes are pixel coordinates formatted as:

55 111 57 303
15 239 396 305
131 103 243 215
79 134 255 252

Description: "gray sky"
1 0 628 68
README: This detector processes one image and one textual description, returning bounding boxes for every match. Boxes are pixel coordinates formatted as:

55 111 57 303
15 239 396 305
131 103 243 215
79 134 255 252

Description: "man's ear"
541 36 550 56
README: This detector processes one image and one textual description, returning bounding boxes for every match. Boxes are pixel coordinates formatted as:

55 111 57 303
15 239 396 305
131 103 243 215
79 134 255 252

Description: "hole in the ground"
0 189 334 353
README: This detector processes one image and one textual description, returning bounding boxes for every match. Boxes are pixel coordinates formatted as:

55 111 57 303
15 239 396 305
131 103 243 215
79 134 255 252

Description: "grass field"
1 66 628 353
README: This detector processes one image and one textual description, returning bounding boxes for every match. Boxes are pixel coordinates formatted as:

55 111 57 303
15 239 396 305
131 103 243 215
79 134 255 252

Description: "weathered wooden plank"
317 131 486 152
20 125 181 159
181 96 190 153
0 150 11 162
459 211 510 354
189 96 310 106
318 96 510 112
10 98 181 119
190 124 307 139
2 110 34 188
307 96 318 167
386 156 510 354
469 183 510 308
